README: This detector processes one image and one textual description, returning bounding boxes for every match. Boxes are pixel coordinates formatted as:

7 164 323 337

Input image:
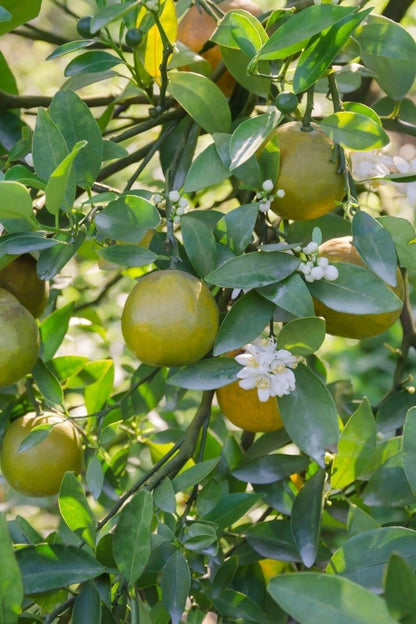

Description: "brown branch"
0 91 148 111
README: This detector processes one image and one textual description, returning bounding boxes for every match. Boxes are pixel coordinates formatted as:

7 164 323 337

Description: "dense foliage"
0 0 416 622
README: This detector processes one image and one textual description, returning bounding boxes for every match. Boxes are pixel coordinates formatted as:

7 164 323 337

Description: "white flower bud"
317 256 329 268
168 190 180 203
324 265 339 281
302 241 318 255
179 197 188 209
259 199 271 213
276 188 285 198
262 179 274 192
175 205 185 216
173 215 181 224
310 266 325 281
153 193 163 204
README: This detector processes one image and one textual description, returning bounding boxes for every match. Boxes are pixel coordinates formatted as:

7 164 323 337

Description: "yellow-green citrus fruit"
270 121 345 220
1 413 83 497
314 236 404 339
0 254 48 318
216 380 284 432
0 292 40 387
121 269 219 367
177 0 262 96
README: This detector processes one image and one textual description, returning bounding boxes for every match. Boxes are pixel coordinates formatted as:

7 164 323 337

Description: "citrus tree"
0 0 416 622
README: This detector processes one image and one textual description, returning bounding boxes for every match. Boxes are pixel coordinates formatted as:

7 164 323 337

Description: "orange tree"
0 0 416 622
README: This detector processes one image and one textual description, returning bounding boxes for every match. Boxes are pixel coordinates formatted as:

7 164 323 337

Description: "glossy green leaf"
276 317 325 355
17 426 50 454
331 398 376 490
203 493 263 530
113 490 153 585
172 458 220 493
221 46 271 98
279 364 339 466
308 263 402 314
245 519 300 562
37 231 87 280
16 544 105 594
213 290 275 356
328 526 416 591
46 40 95 60
268 572 397 624
229 111 279 170
352 211 398 286
347 505 380 538
182 522 217 554
181 215 217 277
212 556 239 599
232 453 309 484
94 195 160 242
0 181 36 232
320 110 389 151
363 452 416 508
45 140 86 214
354 16 416 100
154 478 177 514
378 216 416 270
183 142 230 192
64 51 123 76
72 581 101 624
40 302 74 362
85 455 105 501
384 554 416 622
167 71 231 134
0 0 41 36
257 4 355 60
84 360 114 414
403 407 416 496
167 357 241 390
58 473 96 548
215 203 258 254
97 244 157 269
206 250 299 289
32 108 70 182
293 10 370 94
0 6 11 21
90 2 136 32
213 589 266 624
0 513 23 624
258 273 315 318
49 90 103 189
211 10 267 50
291 468 325 568
0 232 58 255
32 358 63 405
161 551 191 624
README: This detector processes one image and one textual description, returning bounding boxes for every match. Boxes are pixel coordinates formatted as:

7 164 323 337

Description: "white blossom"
323 264 339 281
391 151 416 206
262 179 274 192
168 190 180 202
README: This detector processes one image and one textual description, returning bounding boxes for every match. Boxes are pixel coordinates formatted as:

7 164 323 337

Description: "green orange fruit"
0 254 48 318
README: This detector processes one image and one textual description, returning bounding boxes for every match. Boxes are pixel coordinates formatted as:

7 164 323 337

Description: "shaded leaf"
0 513 23 624
161 551 191 624
181 215 217 277
276 317 325 355
167 357 241 390
206 251 299 289
64 51 123 76
232 454 309 484
352 211 398 286
291 468 325 567
59 473 96 549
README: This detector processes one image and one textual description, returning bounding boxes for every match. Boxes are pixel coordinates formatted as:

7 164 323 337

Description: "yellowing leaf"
136 0 178 84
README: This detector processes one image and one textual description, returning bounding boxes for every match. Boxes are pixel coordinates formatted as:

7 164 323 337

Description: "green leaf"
58 473 96 548
84 360 114 414
229 111 279 170
167 71 231 134
206 251 299 289
0 6 11 21
232 453 309 484
72 581 101 624
113 491 153 585
40 302 74 362
97 244 157 268
293 10 370 94
172 458 220 493
403 407 416 496
363 452 415 507
354 16 416 100
182 522 218 554
258 273 315 318
257 4 355 60
85 455 105 501
331 398 376 490
308 263 403 314
327 526 416 592
181 215 217 277
183 142 230 192
268 572 397 624
167 357 241 391
153 478 177 514
16 544 105 594
212 556 239 599
213 290 275 356
64 51 123 76
37 231 87 280
32 108 70 182
46 40 95 60
32 358 63 406
215 203 259 255
221 47 271 98
0 513 23 624
279 363 339 466
17 427 50 454
202 493 263 530
352 211 398 286
213 589 266 624
45 140 86 214
49 90 103 189
291 468 325 568
161 551 191 624
90 2 137 32
245 519 300 562
347 505 380 538
94 195 160 242
276 317 325 356
319 111 389 151
0 232 58 255
0 0 41 36
0 181 36 232
378 216 416 270
384 554 416 622
211 10 267 51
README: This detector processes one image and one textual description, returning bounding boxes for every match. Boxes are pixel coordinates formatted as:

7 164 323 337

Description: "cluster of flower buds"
255 179 285 213
153 191 189 224
295 241 339 282
235 337 302 402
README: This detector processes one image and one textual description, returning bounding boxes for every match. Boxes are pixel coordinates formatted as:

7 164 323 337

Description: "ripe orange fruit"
216 380 284 432
313 236 404 339
0 412 83 497
177 0 262 96
0 254 48 318
270 121 346 220
0 289 40 387
121 269 219 367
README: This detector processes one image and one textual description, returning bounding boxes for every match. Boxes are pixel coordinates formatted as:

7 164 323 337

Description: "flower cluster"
255 179 285 213
235 337 302 402
295 241 339 282
153 191 189 224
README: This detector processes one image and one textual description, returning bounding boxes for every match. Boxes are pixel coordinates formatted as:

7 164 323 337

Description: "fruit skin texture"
177 0 262 96
0 290 40 387
1 413 83 497
121 269 219 367
270 121 345 220
0 254 48 318
216 380 284 432
314 236 404 339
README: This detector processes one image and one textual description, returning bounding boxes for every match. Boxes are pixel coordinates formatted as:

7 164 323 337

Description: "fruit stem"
301 86 314 131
